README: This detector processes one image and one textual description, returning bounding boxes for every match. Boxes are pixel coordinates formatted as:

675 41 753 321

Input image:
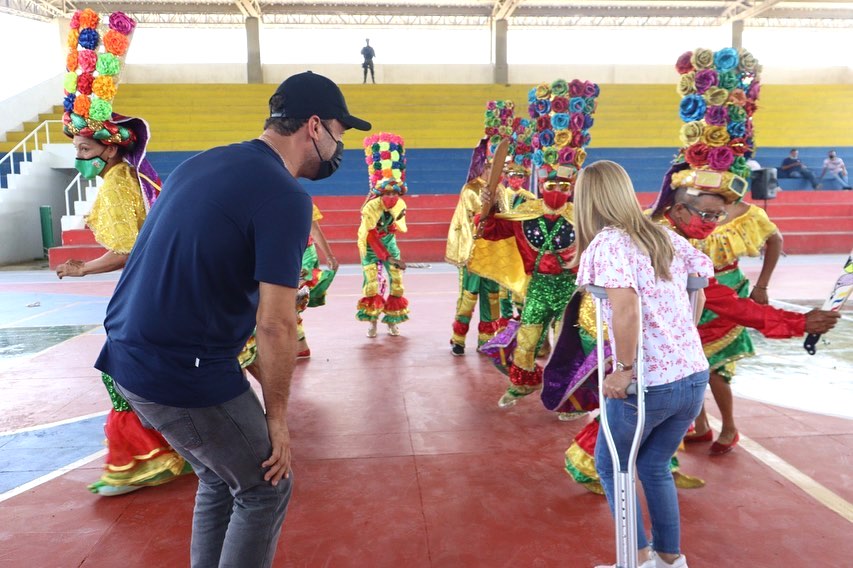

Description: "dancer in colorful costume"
472 78 598 408
54 8 188 496
357 133 409 338
547 47 838 493
296 204 338 358
446 100 526 354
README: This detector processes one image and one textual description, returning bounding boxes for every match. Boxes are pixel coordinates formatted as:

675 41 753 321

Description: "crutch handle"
586 285 608 299
687 275 709 292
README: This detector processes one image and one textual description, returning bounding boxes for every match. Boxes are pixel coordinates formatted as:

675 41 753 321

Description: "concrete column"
492 18 508 85
245 16 262 84
731 19 744 50
56 17 70 55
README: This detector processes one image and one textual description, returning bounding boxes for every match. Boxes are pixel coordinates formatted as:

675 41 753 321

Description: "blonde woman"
574 161 712 568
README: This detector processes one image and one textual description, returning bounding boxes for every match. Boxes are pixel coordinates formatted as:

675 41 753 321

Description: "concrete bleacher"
3 83 851 264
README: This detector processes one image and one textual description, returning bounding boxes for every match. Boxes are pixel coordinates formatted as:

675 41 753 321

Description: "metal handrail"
63 173 96 217
0 120 64 190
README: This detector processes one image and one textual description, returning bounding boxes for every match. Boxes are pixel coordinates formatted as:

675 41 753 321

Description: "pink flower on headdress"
708 146 735 171
70 10 82 29
78 50 97 73
551 96 569 114
499 107 512 120
487 101 497 111
531 133 541 150
744 101 757 117
694 69 718 94
558 147 576 164
571 130 584 147
582 81 597 98
109 12 137 35
747 81 761 101
675 51 694 74
569 80 584 98
569 113 585 131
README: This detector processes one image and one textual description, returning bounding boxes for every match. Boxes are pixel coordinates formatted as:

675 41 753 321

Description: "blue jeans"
595 369 709 555
784 167 819 188
115 383 293 568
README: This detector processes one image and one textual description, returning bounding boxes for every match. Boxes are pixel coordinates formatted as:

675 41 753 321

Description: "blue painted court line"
0 414 106 494
0 292 108 328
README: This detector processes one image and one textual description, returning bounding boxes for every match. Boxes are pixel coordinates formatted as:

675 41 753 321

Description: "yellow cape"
445 179 486 266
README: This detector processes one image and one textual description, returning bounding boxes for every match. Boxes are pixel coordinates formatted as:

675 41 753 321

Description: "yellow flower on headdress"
702 125 730 147
535 83 551 99
703 87 729 106
92 76 117 101
679 121 704 146
676 72 696 96
67 29 79 49
554 130 572 148
691 48 714 70
574 148 587 168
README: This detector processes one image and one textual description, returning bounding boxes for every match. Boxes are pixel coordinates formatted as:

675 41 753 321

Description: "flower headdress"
62 9 136 146
483 100 534 178
364 132 407 197
529 78 599 180
663 47 762 207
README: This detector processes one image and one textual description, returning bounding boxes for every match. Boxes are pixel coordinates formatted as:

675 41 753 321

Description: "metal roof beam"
492 0 523 20
726 0 786 22
0 0 67 21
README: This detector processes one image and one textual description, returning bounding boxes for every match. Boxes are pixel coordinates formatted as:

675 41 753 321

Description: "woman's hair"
572 160 674 281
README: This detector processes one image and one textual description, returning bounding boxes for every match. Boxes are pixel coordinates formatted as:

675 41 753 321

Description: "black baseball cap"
270 71 371 131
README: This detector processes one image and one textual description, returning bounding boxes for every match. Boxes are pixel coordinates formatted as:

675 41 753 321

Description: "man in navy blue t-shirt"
96 72 370 567
779 148 820 189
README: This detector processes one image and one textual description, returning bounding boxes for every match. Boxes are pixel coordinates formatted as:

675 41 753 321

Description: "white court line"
0 449 107 504
706 416 853 523
0 410 108 438
0 299 108 328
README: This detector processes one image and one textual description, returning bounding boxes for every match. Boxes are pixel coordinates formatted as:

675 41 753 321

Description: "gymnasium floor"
0 255 850 567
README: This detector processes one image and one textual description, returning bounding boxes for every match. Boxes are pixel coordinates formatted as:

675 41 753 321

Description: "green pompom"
89 98 113 122
96 53 121 76
64 72 78 93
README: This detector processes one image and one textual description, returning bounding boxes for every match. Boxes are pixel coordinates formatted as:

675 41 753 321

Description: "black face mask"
309 122 344 181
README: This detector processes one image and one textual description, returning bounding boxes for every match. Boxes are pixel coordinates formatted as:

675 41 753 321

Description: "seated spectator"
744 151 761 172
778 148 820 189
819 149 852 190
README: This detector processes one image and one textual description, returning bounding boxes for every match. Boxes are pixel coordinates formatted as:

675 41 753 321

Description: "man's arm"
254 281 299 486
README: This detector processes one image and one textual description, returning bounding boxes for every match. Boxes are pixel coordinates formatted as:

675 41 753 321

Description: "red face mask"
677 213 717 239
542 190 569 211
381 195 399 210
507 176 525 190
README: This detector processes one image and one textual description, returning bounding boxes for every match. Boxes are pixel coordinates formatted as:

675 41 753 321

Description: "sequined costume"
478 200 578 387
691 204 778 381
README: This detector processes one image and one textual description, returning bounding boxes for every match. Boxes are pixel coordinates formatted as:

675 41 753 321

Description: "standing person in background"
575 161 713 568
778 148 820 189
96 71 371 567
361 38 376 84
819 149 851 189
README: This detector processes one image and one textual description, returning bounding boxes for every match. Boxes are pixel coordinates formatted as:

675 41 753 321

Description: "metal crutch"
588 275 708 568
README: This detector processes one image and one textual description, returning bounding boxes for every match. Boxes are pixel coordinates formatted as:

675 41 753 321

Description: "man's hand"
749 287 769 305
262 417 292 486
804 309 841 334
391 258 407 270
56 259 86 279
603 370 634 399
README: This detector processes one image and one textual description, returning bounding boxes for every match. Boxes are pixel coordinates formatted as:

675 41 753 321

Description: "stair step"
319 207 454 225
781 233 853 255
321 221 450 241
48 244 107 269
771 217 853 233
62 229 98 246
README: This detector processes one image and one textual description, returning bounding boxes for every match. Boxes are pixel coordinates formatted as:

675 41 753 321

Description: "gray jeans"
115 383 292 568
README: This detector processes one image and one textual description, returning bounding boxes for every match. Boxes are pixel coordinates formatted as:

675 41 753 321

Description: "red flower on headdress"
685 143 710 167
569 80 584 98
78 50 97 73
675 51 694 74
77 73 94 95
551 97 569 114
536 116 551 131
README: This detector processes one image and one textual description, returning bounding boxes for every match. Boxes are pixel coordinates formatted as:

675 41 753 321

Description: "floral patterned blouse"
577 227 713 386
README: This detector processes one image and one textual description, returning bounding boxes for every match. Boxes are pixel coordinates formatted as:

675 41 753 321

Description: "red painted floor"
0 262 851 567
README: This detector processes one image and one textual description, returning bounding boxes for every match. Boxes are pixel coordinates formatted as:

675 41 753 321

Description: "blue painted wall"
121 146 853 196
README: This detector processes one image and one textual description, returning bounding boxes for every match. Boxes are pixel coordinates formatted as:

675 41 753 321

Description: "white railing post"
1 119 65 190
